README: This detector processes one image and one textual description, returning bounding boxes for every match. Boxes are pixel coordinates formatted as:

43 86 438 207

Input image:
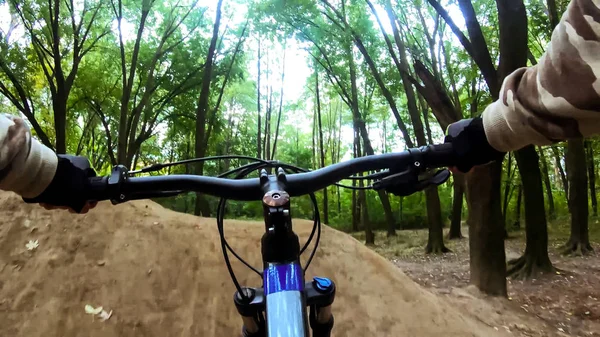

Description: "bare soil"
358 225 600 337
0 190 522 337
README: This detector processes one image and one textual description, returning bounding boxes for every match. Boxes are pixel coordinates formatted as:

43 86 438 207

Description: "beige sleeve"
0 114 57 198
482 0 600 152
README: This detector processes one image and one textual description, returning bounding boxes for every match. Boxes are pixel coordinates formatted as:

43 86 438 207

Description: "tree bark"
193 0 223 217
514 184 522 228
546 0 559 29
466 161 507 297
271 46 286 159
508 145 554 279
448 173 465 239
315 69 329 224
552 146 569 201
425 187 450 253
502 152 514 225
538 147 556 219
564 139 593 255
257 38 262 159
355 129 372 244
585 141 597 216
352 129 360 232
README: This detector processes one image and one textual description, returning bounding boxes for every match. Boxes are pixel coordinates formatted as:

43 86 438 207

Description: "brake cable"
127 154 397 300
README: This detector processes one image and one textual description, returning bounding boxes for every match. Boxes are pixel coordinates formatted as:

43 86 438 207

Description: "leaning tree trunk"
448 173 465 239
315 69 329 224
508 145 554 279
194 0 223 217
564 139 593 255
466 161 507 297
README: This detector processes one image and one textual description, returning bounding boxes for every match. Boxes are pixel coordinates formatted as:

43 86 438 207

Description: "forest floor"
352 220 600 337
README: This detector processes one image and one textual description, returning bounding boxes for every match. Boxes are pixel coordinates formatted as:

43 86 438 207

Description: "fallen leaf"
26 240 39 251
85 305 103 315
99 310 112 322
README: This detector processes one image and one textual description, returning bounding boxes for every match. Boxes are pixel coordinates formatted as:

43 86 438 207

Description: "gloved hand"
23 155 98 213
444 117 505 173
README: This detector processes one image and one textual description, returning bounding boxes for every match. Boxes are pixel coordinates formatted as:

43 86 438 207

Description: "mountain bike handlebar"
84 143 456 204
80 142 457 337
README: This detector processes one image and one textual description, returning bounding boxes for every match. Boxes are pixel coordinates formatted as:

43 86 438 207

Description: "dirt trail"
0 191 530 336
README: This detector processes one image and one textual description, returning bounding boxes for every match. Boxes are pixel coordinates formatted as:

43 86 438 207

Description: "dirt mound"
0 191 507 337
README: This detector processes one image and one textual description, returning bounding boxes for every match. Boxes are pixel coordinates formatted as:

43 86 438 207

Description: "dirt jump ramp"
0 191 507 336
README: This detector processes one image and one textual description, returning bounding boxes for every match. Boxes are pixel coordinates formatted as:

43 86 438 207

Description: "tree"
194 0 224 216
1 0 109 153
564 138 593 255
109 0 204 168
586 141 597 216
508 148 554 279
315 69 329 224
538 147 556 220
371 0 447 247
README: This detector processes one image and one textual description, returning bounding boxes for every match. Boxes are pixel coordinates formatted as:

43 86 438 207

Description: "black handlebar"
85 143 457 203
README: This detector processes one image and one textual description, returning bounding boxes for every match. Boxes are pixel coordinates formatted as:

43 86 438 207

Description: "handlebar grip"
422 143 457 168
85 176 111 202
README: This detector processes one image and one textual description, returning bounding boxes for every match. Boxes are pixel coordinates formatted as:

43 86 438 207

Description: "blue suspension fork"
234 265 335 337
233 170 335 337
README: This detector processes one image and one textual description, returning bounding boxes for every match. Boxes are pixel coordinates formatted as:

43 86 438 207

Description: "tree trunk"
361 185 373 245
193 0 223 217
514 185 522 228
448 173 465 239
352 129 360 232
466 161 507 297
502 152 514 225
538 147 556 219
508 145 554 279
257 39 262 159
352 182 358 231
552 146 568 201
264 78 272 161
315 69 329 224
344 30 390 239
355 130 372 244
425 187 450 253
564 139 593 255
53 92 67 153
271 47 286 160
586 141 597 216
381 4 442 241
546 0 559 29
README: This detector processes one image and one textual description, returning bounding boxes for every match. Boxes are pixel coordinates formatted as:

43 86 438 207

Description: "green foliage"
0 0 581 235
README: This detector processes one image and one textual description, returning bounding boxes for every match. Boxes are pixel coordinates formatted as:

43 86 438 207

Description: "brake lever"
372 167 451 197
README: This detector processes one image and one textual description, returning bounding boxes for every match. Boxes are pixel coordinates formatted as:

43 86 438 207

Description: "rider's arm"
482 0 600 152
0 114 57 198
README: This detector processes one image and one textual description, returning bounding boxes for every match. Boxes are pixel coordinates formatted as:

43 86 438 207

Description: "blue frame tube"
264 261 308 337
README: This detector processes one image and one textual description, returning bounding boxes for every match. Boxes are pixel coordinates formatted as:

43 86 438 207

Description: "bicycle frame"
233 171 335 337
